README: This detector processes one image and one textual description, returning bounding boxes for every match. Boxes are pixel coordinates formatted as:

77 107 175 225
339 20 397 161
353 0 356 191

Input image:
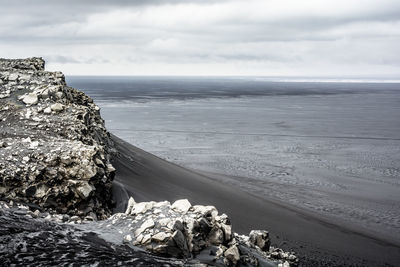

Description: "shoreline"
111 134 400 266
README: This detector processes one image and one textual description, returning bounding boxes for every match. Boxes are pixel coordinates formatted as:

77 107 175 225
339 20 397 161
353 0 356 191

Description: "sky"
1 0 400 77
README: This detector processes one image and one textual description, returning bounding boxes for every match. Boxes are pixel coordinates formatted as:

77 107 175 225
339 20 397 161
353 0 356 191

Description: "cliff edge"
0 57 115 219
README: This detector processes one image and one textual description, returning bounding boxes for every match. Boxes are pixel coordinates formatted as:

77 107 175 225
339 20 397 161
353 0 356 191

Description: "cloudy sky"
1 0 400 77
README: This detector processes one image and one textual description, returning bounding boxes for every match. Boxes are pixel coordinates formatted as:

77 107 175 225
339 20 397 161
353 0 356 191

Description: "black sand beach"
111 134 400 266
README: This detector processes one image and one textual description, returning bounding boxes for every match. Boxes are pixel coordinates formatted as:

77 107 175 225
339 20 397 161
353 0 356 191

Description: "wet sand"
111 134 400 266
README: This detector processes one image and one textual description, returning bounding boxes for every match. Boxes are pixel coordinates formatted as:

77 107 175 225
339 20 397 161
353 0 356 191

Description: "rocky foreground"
0 58 298 266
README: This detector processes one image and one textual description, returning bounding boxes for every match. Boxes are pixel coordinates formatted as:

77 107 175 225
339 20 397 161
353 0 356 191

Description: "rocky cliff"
0 58 297 266
0 57 115 219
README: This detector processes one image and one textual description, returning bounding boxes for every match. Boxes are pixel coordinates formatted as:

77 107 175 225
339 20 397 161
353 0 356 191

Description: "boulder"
249 230 271 251
134 218 155 237
50 103 64 112
8 73 19 81
125 197 136 214
129 201 154 215
152 232 171 242
22 93 38 105
172 199 191 213
43 107 52 114
76 182 94 199
224 245 240 265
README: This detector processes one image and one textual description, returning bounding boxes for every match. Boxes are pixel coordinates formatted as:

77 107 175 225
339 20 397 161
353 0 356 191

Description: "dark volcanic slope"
0 207 184 267
111 134 400 267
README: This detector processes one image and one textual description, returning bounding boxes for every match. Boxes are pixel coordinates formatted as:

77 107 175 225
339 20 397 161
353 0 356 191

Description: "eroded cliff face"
0 57 115 219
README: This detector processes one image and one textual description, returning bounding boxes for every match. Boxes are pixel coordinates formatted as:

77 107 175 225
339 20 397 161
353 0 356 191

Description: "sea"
67 76 400 242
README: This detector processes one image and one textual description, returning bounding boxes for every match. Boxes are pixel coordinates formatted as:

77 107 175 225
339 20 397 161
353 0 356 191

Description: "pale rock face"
193 205 218 218
55 91 63 99
106 163 116 173
221 223 232 241
130 201 155 215
279 261 290 267
8 73 19 81
25 110 32 119
22 93 38 105
141 234 152 244
81 164 97 180
34 185 48 198
43 107 52 114
29 141 39 149
249 230 271 251
125 197 136 215
208 228 224 245
50 103 64 112
77 182 94 199
224 245 240 265
123 234 132 243
171 199 192 213
152 232 171 242
158 218 172 227
134 218 155 237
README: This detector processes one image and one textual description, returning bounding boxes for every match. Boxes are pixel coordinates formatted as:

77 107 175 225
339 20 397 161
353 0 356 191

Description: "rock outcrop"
0 58 115 219
82 197 298 266
0 200 189 266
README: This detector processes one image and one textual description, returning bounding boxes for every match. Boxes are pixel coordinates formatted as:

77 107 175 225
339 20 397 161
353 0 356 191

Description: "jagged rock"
172 199 191 213
172 230 190 257
29 140 39 149
50 103 64 112
134 218 155 237
221 223 232 241
224 245 240 265
123 234 133 243
249 230 271 251
43 106 52 114
0 57 115 219
152 232 171 242
0 202 190 266
131 201 155 215
76 182 94 199
125 197 136 214
117 198 297 266
21 93 38 105
8 73 19 81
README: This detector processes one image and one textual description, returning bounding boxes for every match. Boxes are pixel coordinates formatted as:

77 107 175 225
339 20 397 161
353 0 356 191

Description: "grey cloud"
45 55 111 64
45 55 81 64
1 0 399 76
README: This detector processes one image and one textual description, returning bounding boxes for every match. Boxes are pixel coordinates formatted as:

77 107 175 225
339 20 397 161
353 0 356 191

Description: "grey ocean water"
67 76 400 242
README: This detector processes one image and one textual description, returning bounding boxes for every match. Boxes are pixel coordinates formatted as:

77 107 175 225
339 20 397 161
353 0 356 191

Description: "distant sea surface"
67 76 400 242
